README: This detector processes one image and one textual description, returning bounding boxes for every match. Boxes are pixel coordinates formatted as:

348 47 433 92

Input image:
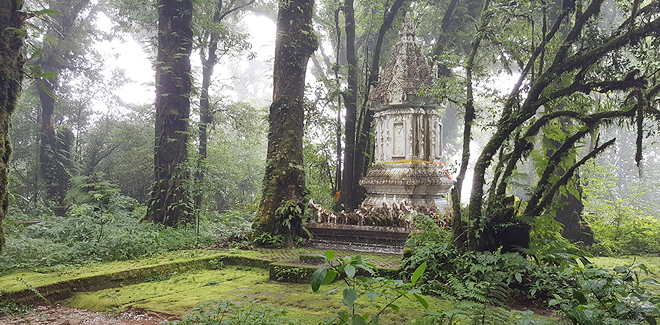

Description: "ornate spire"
369 13 434 109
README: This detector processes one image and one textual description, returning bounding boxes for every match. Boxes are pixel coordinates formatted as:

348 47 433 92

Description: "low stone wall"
305 222 414 254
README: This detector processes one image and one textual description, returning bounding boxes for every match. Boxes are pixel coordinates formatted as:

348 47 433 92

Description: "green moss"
591 256 660 273
0 248 402 305
269 262 317 283
65 265 452 323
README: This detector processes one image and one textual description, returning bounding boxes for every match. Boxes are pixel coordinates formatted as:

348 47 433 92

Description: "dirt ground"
0 305 181 325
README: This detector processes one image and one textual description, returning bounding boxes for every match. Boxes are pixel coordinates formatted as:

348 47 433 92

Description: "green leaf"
345 265 356 279
32 9 62 15
367 290 377 302
351 315 367 325
389 303 400 314
38 82 56 99
413 293 429 310
322 269 337 285
515 272 522 283
311 268 326 292
325 250 334 261
573 290 587 304
411 261 426 284
641 278 660 286
614 266 628 273
343 288 358 311
28 48 41 61
645 315 657 325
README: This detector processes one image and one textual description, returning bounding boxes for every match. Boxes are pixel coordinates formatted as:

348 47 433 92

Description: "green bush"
207 210 253 248
311 250 429 325
402 242 575 306
586 214 660 256
582 161 660 256
0 204 219 271
550 263 660 324
414 301 555 325
405 213 451 249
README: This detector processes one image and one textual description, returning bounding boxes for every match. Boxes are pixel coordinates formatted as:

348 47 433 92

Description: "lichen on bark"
0 0 27 252
252 0 318 246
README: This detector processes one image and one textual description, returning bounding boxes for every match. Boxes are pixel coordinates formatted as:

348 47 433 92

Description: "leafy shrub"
208 210 253 248
0 204 219 271
168 299 299 325
253 232 285 247
405 213 451 249
0 299 29 317
585 214 660 256
402 242 575 306
311 250 429 325
414 301 555 325
550 263 660 324
582 161 660 256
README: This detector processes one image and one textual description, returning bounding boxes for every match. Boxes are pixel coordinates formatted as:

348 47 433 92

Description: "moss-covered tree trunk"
252 0 318 245
144 0 194 227
0 0 27 252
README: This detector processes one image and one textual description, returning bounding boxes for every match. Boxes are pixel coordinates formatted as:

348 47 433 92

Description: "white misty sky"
94 13 276 109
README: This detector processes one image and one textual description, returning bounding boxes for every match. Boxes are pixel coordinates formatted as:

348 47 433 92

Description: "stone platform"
359 160 452 212
305 222 415 254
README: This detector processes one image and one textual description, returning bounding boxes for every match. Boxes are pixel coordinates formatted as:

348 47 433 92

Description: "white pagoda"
359 13 452 211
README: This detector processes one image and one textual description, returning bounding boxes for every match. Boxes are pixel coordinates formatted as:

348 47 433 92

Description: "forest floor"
0 250 657 324
0 304 179 325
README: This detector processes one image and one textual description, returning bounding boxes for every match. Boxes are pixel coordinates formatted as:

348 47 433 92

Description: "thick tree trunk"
0 0 27 252
145 0 194 227
252 0 317 244
339 0 358 211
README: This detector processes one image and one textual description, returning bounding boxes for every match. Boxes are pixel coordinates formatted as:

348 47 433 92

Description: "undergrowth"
167 299 300 325
1 201 255 272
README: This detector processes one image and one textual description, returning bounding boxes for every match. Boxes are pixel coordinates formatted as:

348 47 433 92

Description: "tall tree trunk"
37 77 64 203
36 0 91 204
145 0 194 227
195 0 255 211
544 0 594 245
339 0 358 211
195 9 220 212
454 0 490 249
252 0 317 244
333 7 342 200
353 0 406 198
0 0 27 252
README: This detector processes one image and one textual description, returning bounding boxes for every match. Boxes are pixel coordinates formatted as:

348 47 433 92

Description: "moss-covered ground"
65 265 452 324
0 248 399 294
591 255 660 273
2 248 658 324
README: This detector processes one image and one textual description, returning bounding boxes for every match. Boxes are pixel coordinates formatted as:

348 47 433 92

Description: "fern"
483 278 509 306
